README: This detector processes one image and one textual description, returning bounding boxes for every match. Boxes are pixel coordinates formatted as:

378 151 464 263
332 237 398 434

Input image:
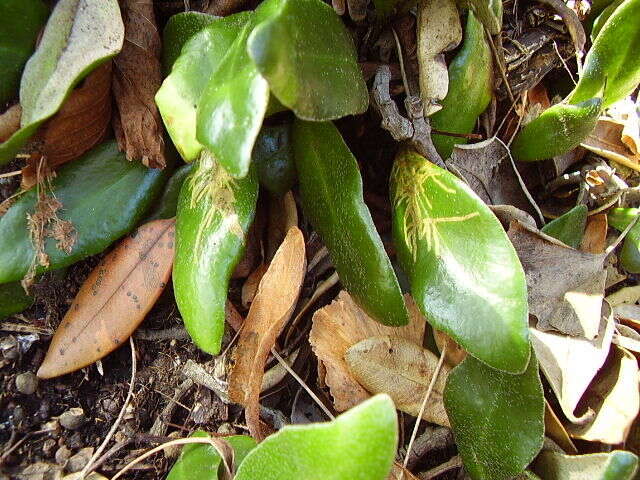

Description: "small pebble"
15 372 38 394
55 445 71 465
0 336 19 360
59 408 86 430
66 447 94 473
217 422 234 435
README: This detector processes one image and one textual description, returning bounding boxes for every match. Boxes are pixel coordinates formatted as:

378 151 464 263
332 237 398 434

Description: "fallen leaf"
37 218 175 378
241 263 268 309
433 328 467 367
266 191 298 260
448 138 534 213
0 104 21 142
580 213 608 253
544 401 577 454
508 220 606 338
614 324 640 353
228 226 306 440
22 62 113 188
566 345 639 444
531 443 639 480
529 308 614 422
581 118 640 167
345 335 450 427
112 0 165 168
607 285 640 307
416 0 461 115
309 290 425 412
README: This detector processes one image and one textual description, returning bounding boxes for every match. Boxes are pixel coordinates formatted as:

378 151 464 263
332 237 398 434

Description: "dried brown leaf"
112 0 165 168
266 190 298 260
508 220 606 338
309 290 425 412
580 213 607 254
433 329 466 368
241 263 268 309
544 400 578 454
228 226 306 439
581 118 640 167
566 346 639 443
37 219 175 378
0 104 21 142
346 336 450 427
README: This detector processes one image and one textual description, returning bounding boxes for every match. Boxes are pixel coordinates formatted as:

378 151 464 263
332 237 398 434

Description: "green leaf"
247 0 368 121
531 448 639 480
541 205 588 248
0 0 124 165
390 149 530 373
162 12 218 75
608 207 640 272
444 353 544 480
234 395 397 480
253 124 297 196
293 120 409 327
568 0 640 107
167 432 256 480
196 19 269 178
457 0 502 35
0 0 49 105
155 12 251 162
0 141 168 284
0 282 33 320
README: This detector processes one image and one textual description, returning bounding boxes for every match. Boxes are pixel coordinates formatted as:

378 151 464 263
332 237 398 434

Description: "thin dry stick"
271 348 335 420
111 437 232 480
80 337 137 479
402 343 448 472
0 170 21 179
486 30 515 105
606 214 639 255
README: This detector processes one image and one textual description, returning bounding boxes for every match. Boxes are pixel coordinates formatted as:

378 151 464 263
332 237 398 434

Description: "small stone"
55 445 72 465
217 422 234 435
0 336 19 360
66 447 94 473
59 408 86 430
15 372 38 394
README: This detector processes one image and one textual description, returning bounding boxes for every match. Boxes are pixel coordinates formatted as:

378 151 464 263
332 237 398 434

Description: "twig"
80 337 137 479
182 359 229 403
134 326 189 341
403 426 454 470
431 129 483 140
149 378 193 436
486 30 515 105
419 455 462 480
402 344 448 471
0 170 21 179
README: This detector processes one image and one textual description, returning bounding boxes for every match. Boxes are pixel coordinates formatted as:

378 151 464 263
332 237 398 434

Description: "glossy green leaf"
0 282 33 320
155 12 251 162
444 353 544 480
196 19 269 178
511 98 602 162
568 0 640 107
294 120 409 327
174 152 258 355
162 12 218 75
253 124 297 195
541 205 588 248
235 394 397 480
0 141 168 284
390 149 529 373
591 0 624 39
458 0 502 35
147 163 193 221
531 448 639 480
608 207 640 272
247 0 368 121
0 0 124 165
431 12 492 159
0 0 48 105
167 432 256 480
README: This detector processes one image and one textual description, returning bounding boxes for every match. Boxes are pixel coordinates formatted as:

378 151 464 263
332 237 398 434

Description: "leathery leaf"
390 148 529 373
174 151 258 355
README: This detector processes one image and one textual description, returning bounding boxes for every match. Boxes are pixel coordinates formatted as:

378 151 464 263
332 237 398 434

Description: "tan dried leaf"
544 400 577 454
580 213 607 254
266 190 298 260
0 104 21 142
112 0 165 168
433 328 466 367
581 118 640 168
566 346 639 443
346 336 449 427
241 263 268 309
228 226 306 439
417 0 462 115
309 290 425 412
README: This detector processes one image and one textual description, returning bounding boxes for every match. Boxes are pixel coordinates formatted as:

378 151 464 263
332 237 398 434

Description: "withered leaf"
544 400 577 454
580 213 608 254
530 309 614 422
309 290 425 412
345 336 450 427
508 220 606 338
566 345 639 444
228 226 306 440
112 0 165 168
581 118 640 167
0 104 21 142
37 219 175 378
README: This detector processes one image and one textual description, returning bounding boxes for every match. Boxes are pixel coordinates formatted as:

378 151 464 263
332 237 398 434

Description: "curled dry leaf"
228 226 306 440
22 62 113 189
112 0 165 168
37 219 175 378
417 0 462 115
566 345 639 444
508 220 606 338
530 308 614 422
345 335 450 427
266 191 298 261
309 290 425 412
581 118 640 167
544 401 578 454
433 328 467 367
580 213 608 254
0 104 21 142
241 263 268 309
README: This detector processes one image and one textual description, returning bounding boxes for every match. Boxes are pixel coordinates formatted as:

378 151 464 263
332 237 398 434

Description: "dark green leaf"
444 353 544 480
253 124 297 195
0 282 33 320
234 395 397 480
162 12 218 75
0 0 124 165
541 205 588 248
247 0 368 121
